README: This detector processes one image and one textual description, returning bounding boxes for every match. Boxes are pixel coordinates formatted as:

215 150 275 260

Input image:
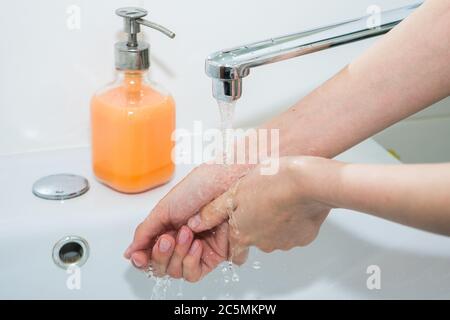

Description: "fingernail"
177 227 190 245
188 215 201 229
189 240 200 255
132 257 144 268
159 237 172 253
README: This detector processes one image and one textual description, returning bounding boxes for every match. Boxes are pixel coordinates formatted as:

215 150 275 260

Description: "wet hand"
124 163 250 280
143 224 228 282
188 157 337 255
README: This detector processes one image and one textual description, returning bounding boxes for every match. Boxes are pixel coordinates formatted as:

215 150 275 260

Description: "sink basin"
1 139 449 299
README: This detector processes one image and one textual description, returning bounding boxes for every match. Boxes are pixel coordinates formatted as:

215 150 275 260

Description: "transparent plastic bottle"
90 69 175 193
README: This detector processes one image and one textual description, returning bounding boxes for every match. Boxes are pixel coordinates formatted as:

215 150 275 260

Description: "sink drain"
52 236 89 269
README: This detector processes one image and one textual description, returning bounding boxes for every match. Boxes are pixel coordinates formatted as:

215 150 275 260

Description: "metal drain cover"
32 174 89 200
52 235 90 269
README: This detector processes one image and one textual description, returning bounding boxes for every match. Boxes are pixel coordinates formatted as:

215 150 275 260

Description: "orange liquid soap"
91 71 175 193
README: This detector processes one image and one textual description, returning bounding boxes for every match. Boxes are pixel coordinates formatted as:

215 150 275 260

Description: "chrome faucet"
205 2 422 102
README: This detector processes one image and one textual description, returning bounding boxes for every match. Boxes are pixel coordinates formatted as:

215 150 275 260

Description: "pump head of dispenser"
114 7 175 71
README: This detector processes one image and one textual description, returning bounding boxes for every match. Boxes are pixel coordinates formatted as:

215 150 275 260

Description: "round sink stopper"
32 174 89 200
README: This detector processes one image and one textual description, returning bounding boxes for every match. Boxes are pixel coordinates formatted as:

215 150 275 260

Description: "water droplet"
252 261 261 270
145 265 155 278
176 279 184 298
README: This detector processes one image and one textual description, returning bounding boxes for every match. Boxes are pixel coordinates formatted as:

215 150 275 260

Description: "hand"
124 162 251 281
188 156 339 255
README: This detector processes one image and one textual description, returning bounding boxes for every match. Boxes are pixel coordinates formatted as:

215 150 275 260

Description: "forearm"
308 159 450 236
260 0 450 159
197 1 450 219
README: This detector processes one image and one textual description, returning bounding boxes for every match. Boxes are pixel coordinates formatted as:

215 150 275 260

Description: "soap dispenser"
91 7 176 193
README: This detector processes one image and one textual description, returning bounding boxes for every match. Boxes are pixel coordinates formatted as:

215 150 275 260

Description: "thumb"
187 189 236 233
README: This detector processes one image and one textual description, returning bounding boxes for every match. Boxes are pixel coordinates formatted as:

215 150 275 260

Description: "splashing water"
219 259 240 290
150 276 171 300
144 265 172 300
145 264 155 278
231 270 240 282
221 263 231 284
176 279 184 299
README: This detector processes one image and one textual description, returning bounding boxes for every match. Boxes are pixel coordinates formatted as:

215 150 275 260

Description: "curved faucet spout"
205 2 422 102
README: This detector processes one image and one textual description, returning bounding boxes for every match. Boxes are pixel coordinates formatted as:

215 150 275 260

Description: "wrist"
286 156 345 209
198 161 253 192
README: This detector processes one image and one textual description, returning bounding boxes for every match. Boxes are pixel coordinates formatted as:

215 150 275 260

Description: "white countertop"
1 138 449 299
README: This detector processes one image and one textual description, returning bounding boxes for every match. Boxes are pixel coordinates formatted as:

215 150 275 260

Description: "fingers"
188 190 234 233
182 240 203 282
200 238 226 272
125 164 228 259
130 250 150 270
124 209 168 259
151 234 176 276
165 226 194 278
231 247 249 266
125 163 244 261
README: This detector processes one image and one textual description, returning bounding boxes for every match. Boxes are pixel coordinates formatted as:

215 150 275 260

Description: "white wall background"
1 0 447 162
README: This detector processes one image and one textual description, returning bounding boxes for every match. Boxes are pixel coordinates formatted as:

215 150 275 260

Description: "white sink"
1 139 449 299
